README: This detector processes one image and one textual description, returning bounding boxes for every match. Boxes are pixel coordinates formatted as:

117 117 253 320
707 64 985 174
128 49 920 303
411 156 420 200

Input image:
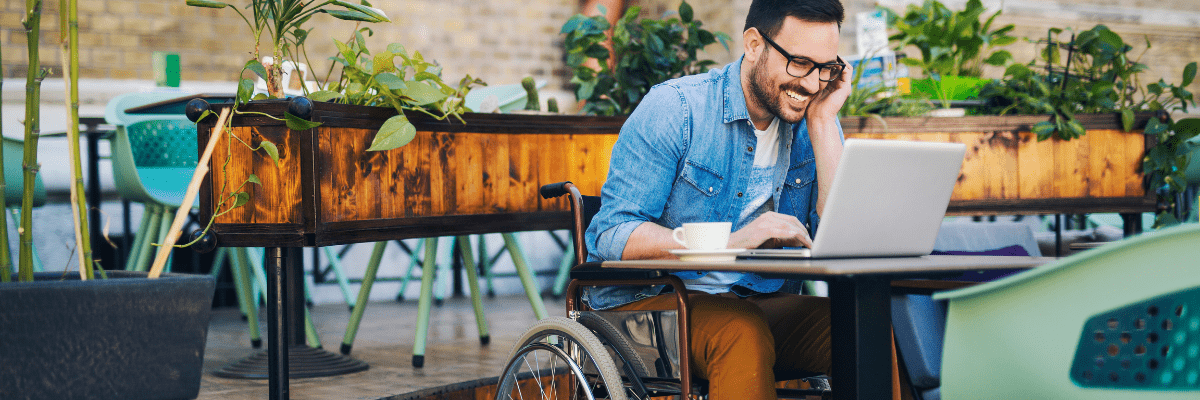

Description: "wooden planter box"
196 100 1156 248
842 113 1159 216
196 99 625 248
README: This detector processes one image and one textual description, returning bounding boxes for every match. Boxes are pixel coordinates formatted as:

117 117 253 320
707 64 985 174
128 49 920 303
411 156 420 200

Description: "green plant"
979 25 1190 140
1143 117 1200 227
885 0 1016 78
977 25 1197 227
185 0 389 98
306 29 483 151
840 54 934 119
562 1 731 116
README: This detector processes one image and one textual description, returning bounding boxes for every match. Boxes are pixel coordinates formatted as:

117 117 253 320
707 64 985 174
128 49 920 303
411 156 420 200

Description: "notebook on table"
739 138 966 259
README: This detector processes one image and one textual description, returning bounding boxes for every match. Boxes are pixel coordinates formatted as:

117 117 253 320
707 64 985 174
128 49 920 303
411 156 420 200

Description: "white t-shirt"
685 118 781 294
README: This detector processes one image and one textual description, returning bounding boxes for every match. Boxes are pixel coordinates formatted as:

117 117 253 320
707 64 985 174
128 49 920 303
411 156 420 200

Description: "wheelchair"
494 182 832 400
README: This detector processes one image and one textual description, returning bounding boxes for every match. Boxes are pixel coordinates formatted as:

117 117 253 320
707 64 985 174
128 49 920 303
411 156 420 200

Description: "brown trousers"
614 291 901 400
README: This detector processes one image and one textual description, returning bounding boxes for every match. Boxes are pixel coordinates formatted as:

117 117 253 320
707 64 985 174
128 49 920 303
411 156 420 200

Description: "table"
599 255 1054 400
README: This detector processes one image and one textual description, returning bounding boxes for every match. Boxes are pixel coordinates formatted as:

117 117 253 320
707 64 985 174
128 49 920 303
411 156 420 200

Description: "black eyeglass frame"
759 34 846 82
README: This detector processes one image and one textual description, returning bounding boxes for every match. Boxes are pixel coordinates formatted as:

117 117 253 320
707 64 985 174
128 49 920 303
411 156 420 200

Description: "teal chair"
2 137 47 272
936 224 1200 398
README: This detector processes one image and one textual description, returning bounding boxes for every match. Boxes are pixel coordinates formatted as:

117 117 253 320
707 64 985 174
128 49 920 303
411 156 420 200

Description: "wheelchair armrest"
570 261 665 281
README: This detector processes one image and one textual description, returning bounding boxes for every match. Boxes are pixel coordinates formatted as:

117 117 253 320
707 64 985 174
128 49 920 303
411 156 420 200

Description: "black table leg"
85 125 102 263
828 277 893 400
266 247 290 400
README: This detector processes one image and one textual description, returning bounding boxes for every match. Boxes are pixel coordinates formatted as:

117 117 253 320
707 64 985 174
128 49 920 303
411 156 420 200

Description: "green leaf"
1032 121 1055 140
374 73 407 91
308 90 344 102
236 79 254 104
185 0 227 8
679 1 693 23
403 80 448 105
367 115 417 151
194 109 214 123
284 112 323 131
1183 62 1197 87
246 174 261 185
983 50 1011 66
372 51 395 75
232 192 250 208
259 141 281 167
331 1 390 22
324 9 376 22
1121 109 1134 132
1145 117 1168 135
244 59 268 80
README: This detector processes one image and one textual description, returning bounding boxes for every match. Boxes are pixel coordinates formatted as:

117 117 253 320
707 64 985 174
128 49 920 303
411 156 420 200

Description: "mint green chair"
936 224 1200 398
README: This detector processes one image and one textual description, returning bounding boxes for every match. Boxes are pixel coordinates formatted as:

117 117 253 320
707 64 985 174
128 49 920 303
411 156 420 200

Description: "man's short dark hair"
744 0 845 39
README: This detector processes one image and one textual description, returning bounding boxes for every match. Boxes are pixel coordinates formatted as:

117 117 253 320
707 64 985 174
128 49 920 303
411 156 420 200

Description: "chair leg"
321 246 357 309
245 247 268 308
412 237 438 368
502 233 548 320
456 236 491 345
395 239 423 302
552 245 574 298
435 237 452 307
132 205 163 272
232 247 262 348
123 205 153 271
303 306 321 349
341 241 387 355
478 234 496 297
155 207 174 273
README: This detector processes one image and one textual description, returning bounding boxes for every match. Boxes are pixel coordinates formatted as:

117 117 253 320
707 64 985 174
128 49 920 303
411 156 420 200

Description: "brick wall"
1 0 1197 107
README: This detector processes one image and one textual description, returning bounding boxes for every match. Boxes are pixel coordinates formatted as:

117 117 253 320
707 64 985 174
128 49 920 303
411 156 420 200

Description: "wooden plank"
403 128 432 218
454 132 484 215
429 131 454 216
1017 132 1055 201
1053 132 1089 198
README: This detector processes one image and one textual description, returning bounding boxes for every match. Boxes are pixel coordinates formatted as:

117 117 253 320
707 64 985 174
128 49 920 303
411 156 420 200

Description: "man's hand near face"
805 59 854 124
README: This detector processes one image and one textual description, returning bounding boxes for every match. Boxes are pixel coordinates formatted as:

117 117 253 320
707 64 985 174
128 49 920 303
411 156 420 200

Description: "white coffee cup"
672 222 732 251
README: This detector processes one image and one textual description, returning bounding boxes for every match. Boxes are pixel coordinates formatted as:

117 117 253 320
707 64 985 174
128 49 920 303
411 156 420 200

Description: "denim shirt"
583 57 844 310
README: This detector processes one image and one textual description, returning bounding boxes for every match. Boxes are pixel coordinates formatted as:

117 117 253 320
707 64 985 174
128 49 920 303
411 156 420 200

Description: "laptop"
739 138 966 259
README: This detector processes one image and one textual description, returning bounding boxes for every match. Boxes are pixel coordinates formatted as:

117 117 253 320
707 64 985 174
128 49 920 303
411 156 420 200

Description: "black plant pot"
0 270 215 399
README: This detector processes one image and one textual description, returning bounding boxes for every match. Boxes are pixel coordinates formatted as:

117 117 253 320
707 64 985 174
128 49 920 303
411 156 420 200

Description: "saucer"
668 248 747 262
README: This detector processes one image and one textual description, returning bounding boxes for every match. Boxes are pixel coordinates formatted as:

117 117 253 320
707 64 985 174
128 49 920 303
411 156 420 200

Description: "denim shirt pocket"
780 157 816 219
679 159 725 198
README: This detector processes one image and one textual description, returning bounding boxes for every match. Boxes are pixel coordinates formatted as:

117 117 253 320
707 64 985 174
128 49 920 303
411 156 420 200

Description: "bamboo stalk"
61 0 91 280
19 0 43 282
147 107 231 279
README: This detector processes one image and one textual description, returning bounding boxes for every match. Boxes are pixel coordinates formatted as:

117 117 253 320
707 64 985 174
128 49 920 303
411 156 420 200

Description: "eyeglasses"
760 34 845 82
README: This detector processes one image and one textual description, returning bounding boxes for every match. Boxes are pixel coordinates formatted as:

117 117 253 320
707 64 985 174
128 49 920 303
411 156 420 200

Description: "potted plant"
884 0 1016 108
0 1 216 399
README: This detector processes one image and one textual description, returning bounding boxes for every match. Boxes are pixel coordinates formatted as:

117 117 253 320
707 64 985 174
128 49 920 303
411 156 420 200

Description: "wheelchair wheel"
496 317 628 400
574 312 652 379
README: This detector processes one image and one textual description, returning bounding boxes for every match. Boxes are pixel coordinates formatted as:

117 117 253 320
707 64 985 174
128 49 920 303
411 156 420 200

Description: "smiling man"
581 0 872 399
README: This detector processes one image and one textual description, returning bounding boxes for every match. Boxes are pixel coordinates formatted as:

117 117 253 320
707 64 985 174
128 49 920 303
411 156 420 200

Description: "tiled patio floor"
199 294 562 400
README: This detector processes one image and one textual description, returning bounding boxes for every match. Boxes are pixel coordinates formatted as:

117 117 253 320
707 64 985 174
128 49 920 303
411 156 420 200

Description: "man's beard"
748 60 808 125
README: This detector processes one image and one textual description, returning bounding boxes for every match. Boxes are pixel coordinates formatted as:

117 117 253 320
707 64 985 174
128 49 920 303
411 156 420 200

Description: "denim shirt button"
795 178 802 184
737 192 743 197
747 146 754 152
708 187 713 193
